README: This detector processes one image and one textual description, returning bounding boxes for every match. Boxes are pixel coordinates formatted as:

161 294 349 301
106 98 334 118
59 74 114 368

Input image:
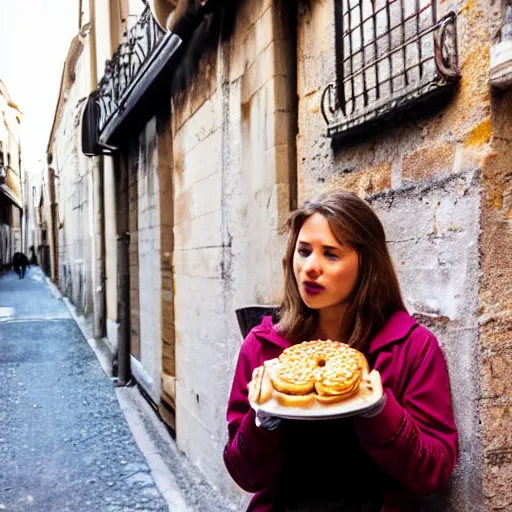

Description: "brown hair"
276 190 406 350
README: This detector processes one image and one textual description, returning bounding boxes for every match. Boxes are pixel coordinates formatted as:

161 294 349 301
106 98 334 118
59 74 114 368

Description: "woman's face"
293 213 359 313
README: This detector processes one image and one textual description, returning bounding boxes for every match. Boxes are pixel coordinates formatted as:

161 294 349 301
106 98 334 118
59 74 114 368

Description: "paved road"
0 267 168 512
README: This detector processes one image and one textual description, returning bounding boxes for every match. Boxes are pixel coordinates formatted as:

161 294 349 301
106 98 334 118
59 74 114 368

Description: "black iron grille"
322 0 459 138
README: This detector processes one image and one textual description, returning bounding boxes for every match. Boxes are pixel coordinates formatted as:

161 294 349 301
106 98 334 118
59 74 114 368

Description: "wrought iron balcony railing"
81 0 214 155
95 5 165 145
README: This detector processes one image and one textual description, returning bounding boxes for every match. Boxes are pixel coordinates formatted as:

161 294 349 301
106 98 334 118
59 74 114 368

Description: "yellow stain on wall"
459 0 474 15
464 119 492 147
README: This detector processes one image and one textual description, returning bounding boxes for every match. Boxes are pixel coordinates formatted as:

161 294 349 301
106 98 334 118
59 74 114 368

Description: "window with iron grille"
322 0 460 138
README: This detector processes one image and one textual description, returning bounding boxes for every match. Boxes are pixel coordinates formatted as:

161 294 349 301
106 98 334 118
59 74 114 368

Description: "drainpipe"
89 0 106 339
115 151 131 386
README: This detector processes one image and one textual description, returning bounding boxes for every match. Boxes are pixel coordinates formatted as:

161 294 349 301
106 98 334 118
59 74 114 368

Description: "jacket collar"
366 310 418 354
253 316 291 350
254 310 418 353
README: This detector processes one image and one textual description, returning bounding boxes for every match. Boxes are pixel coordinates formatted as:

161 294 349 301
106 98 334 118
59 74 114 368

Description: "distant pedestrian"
12 252 29 279
29 245 38 266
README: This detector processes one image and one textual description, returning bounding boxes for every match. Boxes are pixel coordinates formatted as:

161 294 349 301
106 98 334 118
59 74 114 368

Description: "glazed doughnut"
249 340 369 407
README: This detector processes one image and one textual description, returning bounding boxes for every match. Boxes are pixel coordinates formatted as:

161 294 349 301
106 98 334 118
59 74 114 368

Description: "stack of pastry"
249 340 370 408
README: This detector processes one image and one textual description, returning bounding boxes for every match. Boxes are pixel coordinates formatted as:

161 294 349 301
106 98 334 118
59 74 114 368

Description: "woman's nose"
304 255 322 277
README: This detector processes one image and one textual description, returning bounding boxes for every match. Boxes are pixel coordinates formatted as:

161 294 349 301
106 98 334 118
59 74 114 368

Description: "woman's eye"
325 252 339 261
297 248 310 257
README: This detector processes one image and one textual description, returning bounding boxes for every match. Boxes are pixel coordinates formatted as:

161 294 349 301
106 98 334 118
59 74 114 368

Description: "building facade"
0 80 23 271
47 31 95 316
44 0 512 510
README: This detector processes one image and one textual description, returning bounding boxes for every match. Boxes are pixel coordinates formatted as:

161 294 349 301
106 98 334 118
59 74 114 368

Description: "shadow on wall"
37 245 51 276
170 0 238 97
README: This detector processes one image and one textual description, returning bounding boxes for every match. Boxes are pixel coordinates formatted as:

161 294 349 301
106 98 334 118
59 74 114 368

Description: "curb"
116 387 191 512
61 296 115 379
49 277 116 379
45 277 62 300
45 277 191 511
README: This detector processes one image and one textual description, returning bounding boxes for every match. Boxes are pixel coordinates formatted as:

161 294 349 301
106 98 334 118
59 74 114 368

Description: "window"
322 0 460 138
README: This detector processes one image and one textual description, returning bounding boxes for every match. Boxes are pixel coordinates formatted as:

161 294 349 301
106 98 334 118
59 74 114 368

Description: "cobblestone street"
0 267 169 512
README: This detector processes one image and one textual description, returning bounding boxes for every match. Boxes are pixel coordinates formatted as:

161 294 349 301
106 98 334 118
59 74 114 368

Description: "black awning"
81 93 102 156
0 184 23 210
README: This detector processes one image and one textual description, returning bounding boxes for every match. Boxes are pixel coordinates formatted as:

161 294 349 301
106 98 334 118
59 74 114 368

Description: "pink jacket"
224 311 458 511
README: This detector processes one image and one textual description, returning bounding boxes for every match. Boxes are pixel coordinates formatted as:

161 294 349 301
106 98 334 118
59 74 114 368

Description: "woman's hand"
255 409 282 431
358 370 387 418
359 392 387 418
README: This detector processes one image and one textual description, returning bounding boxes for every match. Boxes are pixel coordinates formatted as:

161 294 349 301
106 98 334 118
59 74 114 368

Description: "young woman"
224 190 458 512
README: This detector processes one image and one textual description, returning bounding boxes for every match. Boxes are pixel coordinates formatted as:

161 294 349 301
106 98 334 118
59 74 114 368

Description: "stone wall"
296 1 510 510
129 142 141 360
170 0 296 505
479 61 512 512
136 118 163 403
51 42 94 318
155 116 176 413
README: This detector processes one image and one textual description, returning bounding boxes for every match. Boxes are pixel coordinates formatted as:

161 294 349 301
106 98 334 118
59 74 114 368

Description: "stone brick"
174 129 221 196
483 460 512 512
266 75 295 115
463 118 492 148
160 228 173 257
174 246 223 279
162 326 176 376
241 41 289 105
229 21 257 84
174 276 225 316
254 6 273 53
402 143 456 183
266 110 295 150
173 209 222 251
481 138 512 213
480 208 512 324
266 143 296 185
174 94 222 156
325 162 392 196
172 49 218 133
480 402 512 453
180 171 221 221
482 350 512 398
161 274 173 293
237 0 272 28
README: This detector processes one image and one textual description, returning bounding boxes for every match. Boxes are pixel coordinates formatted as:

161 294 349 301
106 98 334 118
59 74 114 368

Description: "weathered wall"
170 0 296 505
128 142 141 360
104 156 118 347
296 0 508 510
136 117 163 403
479 72 512 512
0 89 22 204
155 116 176 413
51 41 94 317
0 84 23 266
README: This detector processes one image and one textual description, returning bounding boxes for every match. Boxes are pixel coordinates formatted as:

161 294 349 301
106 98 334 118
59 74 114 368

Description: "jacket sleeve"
223 333 286 493
354 331 459 496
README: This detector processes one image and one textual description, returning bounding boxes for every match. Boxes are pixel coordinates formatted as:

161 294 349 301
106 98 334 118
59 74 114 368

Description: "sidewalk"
0 267 235 512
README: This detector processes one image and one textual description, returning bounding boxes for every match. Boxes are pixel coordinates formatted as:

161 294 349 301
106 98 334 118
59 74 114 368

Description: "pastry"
249 340 369 408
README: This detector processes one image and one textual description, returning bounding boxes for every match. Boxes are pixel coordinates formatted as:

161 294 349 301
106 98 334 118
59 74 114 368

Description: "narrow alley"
0 267 169 511
0 267 234 512
1 1 511 510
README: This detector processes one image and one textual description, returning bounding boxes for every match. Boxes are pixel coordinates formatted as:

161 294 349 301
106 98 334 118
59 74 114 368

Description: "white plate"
250 370 383 420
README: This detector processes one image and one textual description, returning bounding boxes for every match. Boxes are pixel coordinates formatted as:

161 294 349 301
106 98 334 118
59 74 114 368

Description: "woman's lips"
303 281 324 296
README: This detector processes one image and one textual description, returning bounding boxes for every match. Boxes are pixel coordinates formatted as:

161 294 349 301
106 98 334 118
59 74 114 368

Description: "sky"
0 0 80 171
